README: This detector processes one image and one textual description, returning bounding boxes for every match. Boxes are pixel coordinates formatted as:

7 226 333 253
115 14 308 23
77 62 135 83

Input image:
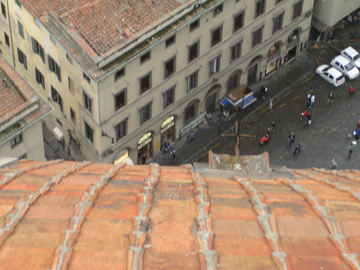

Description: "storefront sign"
138 132 152 150
161 116 175 133
114 152 128 165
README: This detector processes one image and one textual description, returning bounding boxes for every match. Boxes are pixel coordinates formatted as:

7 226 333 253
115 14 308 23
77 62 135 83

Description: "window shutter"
48 55 52 70
31 38 36 53
59 95 63 111
42 74 45 89
57 66 61 82
35 68 39 82
24 54 27 69
17 48 20 62
41 46 45 63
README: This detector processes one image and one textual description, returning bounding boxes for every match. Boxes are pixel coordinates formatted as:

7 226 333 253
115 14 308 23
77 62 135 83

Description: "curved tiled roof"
0 161 360 269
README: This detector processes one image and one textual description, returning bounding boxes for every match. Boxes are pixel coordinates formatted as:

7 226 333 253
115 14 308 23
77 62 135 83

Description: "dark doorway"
205 92 216 113
247 64 257 86
285 46 297 63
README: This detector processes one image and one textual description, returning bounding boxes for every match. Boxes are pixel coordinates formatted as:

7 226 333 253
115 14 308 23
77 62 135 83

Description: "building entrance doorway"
247 64 257 86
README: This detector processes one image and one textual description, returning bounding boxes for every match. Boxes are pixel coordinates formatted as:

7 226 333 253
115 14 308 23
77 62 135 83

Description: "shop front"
266 43 281 76
137 132 152 164
160 116 175 147
285 29 300 63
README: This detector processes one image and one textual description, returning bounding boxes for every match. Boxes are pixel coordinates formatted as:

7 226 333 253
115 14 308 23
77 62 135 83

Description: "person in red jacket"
349 85 354 96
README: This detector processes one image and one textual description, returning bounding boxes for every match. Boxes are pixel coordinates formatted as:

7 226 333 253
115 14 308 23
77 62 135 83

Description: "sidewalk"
329 22 360 52
153 50 317 166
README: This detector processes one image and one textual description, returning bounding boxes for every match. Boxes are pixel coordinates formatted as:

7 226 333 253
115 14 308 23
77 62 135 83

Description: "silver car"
330 55 359 80
316 64 345 87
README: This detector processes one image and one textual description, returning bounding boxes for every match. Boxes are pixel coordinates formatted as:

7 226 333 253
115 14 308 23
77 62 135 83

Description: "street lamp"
101 130 115 147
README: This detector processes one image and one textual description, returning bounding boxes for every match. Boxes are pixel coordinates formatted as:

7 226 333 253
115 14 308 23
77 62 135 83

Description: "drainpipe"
5 0 16 67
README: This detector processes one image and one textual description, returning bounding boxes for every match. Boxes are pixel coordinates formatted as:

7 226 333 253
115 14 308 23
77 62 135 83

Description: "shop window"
31 38 45 62
10 134 23 148
35 68 45 89
140 103 152 125
190 20 199 32
255 0 266 18
115 68 125 81
17 48 27 69
165 57 176 78
115 89 126 111
115 119 127 141
84 121 94 144
273 13 284 34
293 1 303 20
48 55 61 81
186 71 198 92
188 41 199 62
211 26 222 47
51 86 63 112
163 87 175 108
165 35 175 48
230 41 242 63
234 11 244 33
140 72 152 94
252 27 263 48
83 92 92 114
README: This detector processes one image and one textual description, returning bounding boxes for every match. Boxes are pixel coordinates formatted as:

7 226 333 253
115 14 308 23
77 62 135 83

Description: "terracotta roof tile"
1 163 360 269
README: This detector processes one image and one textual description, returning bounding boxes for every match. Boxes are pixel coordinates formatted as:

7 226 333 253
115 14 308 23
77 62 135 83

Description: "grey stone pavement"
155 22 360 169
43 122 69 161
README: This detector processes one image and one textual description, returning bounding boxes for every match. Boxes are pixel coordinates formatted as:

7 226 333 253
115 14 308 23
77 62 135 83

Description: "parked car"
340 46 360 69
316 64 345 87
330 55 359 80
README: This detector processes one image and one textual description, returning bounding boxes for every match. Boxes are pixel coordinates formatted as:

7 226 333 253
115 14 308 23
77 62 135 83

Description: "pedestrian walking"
172 150 177 164
309 94 315 108
349 142 356 156
349 85 355 96
301 110 307 121
307 94 311 107
266 127 271 135
270 122 275 132
288 132 295 146
293 144 301 155
327 92 334 104
354 129 360 140
306 113 312 125
269 98 273 110
332 159 337 169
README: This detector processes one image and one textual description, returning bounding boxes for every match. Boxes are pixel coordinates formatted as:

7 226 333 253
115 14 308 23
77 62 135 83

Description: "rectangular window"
293 1 303 20
140 103 152 125
15 0 21 8
213 4 223 16
187 71 198 92
164 87 175 108
209 56 220 77
252 27 263 48
188 41 199 63
115 89 126 111
10 134 23 148
190 20 199 32
18 21 24 39
4 32 9 47
230 41 242 63
35 68 45 89
228 72 239 92
115 119 127 141
165 57 176 78
84 121 94 144
83 92 92 114
255 0 266 18
51 86 63 112
68 77 74 94
234 12 244 33
31 38 45 62
165 35 175 48
273 13 284 34
70 107 76 124
140 72 152 94
1 3 6 18
83 72 90 84
17 48 27 69
114 68 125 81
211 26 222 47
66 53 73 64
48 55 61 81
140 51 151 64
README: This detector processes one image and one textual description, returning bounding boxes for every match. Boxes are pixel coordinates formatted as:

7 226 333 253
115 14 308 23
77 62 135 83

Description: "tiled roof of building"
0 56 52 144
20 0 218 79
0 160 360 269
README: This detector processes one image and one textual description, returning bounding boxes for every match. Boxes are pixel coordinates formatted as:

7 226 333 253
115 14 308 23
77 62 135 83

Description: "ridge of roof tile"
1 162 360 269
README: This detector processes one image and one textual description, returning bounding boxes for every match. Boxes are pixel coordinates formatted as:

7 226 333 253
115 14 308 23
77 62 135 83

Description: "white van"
330 55 359 80
340 46 360 69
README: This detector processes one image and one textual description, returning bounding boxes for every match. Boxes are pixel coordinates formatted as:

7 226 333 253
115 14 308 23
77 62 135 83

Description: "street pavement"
156 22 360 170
